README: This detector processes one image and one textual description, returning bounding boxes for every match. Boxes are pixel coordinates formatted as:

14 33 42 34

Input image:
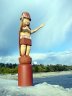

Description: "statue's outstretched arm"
31 24 45 34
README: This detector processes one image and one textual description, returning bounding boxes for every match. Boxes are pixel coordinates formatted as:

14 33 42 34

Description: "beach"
0 71 72 96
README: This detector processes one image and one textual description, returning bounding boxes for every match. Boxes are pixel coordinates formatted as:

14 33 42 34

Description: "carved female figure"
19 12 44 57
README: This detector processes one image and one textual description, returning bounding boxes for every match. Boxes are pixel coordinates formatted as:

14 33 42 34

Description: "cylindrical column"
18 64 33 86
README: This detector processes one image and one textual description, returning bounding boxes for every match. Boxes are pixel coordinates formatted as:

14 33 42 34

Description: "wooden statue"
18 12 45 86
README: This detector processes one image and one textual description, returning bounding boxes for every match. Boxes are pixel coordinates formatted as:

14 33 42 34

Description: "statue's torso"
20 26 31 39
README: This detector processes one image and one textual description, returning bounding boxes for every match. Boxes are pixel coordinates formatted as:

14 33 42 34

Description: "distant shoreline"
0 71 72 80
33 71 72 78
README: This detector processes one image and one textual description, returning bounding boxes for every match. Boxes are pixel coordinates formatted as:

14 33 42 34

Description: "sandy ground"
33 71 72 78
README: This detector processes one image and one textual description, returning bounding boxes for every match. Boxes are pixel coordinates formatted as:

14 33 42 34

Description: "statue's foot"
19 55 32 64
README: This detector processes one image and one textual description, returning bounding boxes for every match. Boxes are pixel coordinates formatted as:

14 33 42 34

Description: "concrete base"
18 64 33 86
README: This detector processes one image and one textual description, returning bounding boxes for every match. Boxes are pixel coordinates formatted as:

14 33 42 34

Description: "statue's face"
23 18 30 25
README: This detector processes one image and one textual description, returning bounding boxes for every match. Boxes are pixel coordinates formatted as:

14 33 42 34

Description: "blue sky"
0 0 72 65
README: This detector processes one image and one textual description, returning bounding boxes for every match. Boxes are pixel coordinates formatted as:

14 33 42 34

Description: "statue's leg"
26 45 31 56
20 44 26 56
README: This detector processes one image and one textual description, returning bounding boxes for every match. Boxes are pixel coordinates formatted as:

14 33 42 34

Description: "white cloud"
30 53 48 61
0 56 19 64
0 50 72 65
33 61 38 65
31 51 72 65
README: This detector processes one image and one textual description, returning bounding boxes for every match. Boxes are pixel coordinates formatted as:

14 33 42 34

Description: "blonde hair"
20 19 31 31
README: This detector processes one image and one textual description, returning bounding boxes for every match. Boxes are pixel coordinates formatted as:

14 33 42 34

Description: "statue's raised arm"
31 24 45 34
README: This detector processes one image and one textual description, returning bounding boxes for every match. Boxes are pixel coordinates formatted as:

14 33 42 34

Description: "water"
33 74 72 88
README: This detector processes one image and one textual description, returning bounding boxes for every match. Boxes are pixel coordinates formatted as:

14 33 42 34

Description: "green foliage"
0 63 18 74
32 64 72 73
0 63 72 74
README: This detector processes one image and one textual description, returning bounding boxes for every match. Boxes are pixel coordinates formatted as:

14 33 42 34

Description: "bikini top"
21 26 31 34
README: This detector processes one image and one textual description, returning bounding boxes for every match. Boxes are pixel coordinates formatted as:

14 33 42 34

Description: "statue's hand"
31 23 45 33
40 24 45 28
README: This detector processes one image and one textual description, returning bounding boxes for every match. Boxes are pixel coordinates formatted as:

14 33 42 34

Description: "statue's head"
20 12 31 26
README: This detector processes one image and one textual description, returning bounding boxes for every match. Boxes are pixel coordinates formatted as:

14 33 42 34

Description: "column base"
18 64 33 86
